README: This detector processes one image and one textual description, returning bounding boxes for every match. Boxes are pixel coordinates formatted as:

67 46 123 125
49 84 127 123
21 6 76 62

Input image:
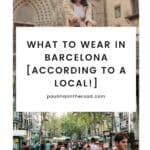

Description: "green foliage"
60 112 113 139
61 113 86 139
42 112 113 139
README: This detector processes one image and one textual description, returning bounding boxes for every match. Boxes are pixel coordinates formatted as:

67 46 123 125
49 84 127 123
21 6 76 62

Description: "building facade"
13 0 106 26
105 0 139 26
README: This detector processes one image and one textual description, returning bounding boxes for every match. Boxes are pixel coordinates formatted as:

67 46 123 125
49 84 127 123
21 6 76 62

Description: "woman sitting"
63 0 96 26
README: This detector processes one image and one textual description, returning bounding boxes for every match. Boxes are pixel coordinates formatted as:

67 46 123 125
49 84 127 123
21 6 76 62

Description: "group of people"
28 138 105 150
21 140 55 150
20 132 139 150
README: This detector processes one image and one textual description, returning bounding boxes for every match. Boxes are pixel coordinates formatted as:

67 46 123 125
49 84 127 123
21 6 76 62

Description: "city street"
13 112 139 150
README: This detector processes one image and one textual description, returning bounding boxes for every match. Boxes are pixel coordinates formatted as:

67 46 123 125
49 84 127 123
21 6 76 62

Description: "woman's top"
63 0 96 26
73 4 85 19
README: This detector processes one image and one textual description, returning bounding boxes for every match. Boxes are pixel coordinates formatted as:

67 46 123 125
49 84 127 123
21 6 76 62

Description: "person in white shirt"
63 0 96 26
90 138 100 150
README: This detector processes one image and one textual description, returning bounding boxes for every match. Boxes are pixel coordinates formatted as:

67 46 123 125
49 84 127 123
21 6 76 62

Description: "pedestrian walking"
45 140 51 150
21 141 29 150
34 141 40 150
114 132 128 150
90 138 99 150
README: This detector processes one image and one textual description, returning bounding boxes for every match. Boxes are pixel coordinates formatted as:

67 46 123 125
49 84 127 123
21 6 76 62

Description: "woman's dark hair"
71 0 88 6
114 132 128 143
50 144 55 150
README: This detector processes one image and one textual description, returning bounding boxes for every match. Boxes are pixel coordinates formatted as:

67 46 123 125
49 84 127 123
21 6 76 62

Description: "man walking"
113 132 128 150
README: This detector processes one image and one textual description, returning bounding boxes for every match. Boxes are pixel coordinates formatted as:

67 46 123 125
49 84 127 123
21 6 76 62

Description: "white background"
16 28 136 112
0 0 13 149
0 0 149 149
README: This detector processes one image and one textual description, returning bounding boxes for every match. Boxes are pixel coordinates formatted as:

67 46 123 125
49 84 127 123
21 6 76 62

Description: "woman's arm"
63 0 80 23
85 2 96 26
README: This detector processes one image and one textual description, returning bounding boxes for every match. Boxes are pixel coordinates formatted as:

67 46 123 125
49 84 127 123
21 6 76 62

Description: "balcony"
125 10 139 20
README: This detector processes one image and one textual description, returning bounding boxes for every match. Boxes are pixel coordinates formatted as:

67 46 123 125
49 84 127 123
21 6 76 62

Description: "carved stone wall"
13 0 105 26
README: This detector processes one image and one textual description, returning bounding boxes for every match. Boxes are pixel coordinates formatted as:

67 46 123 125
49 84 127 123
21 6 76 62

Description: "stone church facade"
13 0 106 26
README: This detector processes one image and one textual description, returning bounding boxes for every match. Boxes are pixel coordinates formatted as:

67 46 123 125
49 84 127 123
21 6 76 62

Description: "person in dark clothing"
41 143 46 150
